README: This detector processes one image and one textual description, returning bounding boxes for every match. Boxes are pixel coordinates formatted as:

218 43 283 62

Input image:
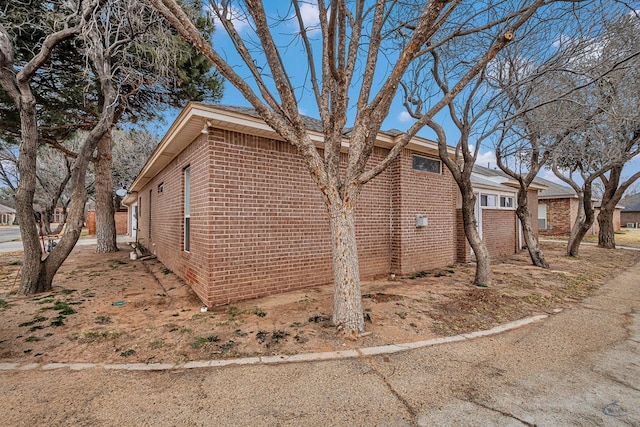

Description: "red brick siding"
540 198 610 237
209 130 392 304
482 209 517 259
135 122 492 306
621 211 640 226
136 134 214 303
86 211 128 235
456 209 471 263
391 150 457 275
539 198 573 236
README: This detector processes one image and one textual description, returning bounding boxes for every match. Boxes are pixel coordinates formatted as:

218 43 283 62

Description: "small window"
412 154 441 174
538 204 547 230
480 194 497 207
158 182 164 193
184 166 191 252
500 196 513 208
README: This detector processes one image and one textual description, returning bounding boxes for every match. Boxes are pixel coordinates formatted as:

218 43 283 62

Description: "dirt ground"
1 238 639 365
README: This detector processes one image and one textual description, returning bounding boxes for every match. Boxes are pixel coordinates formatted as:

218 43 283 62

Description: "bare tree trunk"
597 208 615 249
567 189 595 257
460 190 491 286
329 202 365 337
516 187 549 268
15 93 47 294
95 130 118 253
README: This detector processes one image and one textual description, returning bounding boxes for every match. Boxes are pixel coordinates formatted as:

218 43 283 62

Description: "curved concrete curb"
0 314 547 372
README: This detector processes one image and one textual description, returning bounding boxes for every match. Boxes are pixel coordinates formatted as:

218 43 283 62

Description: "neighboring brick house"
537 177 621 236
123 103 538 307
455 165 545 262
620 193 640 227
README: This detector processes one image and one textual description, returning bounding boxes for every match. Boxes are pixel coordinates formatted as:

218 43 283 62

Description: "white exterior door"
131 203 138 240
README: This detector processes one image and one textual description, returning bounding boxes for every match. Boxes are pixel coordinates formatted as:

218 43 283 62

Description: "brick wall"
539 198 573 236
621 212 640 226
203 129 393 305
482 209 517 259
136 125 526 306
391 150 458 275
86 210 128 235
136 128 402 306
456 209 470 263
136 134 214 304
540 197 613 237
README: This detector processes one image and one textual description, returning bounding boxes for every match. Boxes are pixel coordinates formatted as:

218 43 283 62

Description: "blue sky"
150 2 640 189
153 3 500 163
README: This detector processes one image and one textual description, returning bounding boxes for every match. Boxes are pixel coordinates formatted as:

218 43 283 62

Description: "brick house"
620 193 640 227
456 165 545 262
537 177 621 236
123 103 539 307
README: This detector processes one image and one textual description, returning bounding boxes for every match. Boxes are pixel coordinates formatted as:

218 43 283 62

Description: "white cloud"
476 149 496 168
298 3 320 29
539 168 566 185
397 111 412 123
211 4 252 34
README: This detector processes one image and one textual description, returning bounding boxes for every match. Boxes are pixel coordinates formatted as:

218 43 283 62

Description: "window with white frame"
500 195 514 208
480 193 515 209
184 166 191 252
538 203 547 230
480 194 497 207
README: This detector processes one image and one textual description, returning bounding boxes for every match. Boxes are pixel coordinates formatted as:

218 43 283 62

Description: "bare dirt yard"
1 240 639 365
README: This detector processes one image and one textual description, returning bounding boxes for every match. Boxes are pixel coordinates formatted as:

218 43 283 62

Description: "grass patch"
19 316 48 327
149 339 165 349
69 329 124 342
192 335 220 349
50 316 66 327
226 306 241 318
52 301 77 315
410 271 429 279
120 349 135 357
94 315 112 325
255 330 268 343
25 336 42 342
0 299 12 310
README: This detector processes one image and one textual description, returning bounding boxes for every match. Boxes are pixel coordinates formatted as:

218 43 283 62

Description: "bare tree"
401 65 494 285
493 53 597 267
1 0 223 254
150 0 586 336
549 12 640 255
111 128 159 191
0 0 119 294
592 14 640 248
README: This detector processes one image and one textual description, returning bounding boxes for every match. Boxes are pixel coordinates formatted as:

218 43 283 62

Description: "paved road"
0 234 133 253
0 225 21 243
1 257 638 425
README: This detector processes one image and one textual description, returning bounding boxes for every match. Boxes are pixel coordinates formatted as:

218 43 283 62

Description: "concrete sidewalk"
1 258 639 425
0 235 133 253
